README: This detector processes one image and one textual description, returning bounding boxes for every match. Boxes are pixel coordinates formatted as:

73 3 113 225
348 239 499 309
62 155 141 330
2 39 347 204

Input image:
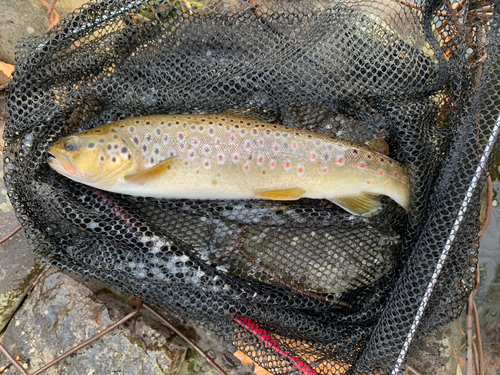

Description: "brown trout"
48 114 409 215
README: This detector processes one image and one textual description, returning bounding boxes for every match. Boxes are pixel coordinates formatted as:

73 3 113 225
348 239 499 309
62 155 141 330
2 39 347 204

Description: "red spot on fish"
230 136 235 143
298 167 303 173
322 167 328 173
366 181 370 184
270 161 276 168
403 178 407 182
245 141 251 149
163 136 169 143
193 139 198 145
292 143 297 149
310 153 316 159
359 163 365 168
387 181 390 185
184 162 188 166
393 173 397 177
258 156 263 164
205 161 210 167
244 165 249 171
285 161 290 168
337 158 343 164
218 154 224 162
273 146 279 152
258 139 263 145
379 171 383 175
233 154 239 161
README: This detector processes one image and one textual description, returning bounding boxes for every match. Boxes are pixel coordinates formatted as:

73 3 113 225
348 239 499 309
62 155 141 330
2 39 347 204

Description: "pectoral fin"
125 156 176 185
253 187 306 200
366 138 389 156
328 193 380 216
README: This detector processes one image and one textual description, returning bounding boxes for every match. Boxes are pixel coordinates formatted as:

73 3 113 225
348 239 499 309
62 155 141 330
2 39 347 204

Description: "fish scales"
48 114 410 216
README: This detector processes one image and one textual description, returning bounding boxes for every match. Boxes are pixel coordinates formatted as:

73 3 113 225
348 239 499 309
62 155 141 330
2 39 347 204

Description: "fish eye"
64 141 78 152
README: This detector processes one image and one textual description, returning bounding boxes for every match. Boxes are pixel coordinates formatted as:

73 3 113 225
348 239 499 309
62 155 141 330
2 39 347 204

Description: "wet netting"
3 0 500 373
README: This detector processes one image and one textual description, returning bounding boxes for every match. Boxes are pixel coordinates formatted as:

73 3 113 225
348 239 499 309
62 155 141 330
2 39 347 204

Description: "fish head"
48 127 134 186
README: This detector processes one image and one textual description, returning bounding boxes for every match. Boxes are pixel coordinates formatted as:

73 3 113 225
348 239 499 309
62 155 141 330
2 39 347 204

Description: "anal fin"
328 193 380 216
125 156 176 185
253 187 306 200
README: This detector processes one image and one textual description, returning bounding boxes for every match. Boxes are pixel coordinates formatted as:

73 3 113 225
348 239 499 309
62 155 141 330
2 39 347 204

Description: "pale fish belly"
111 115 408 211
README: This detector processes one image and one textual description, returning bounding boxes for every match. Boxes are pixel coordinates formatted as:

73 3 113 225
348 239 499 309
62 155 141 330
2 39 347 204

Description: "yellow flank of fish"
47 114 410 216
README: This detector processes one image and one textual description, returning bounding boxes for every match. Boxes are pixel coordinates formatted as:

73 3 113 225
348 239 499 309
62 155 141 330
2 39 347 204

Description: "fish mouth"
47 149 84 178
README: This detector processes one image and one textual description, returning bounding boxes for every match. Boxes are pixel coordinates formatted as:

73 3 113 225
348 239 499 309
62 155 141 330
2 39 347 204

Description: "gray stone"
0 271 186 374
0 0 49 64
68 272 256 375
404 318 462 375
0 0 89 64
0 96 45 332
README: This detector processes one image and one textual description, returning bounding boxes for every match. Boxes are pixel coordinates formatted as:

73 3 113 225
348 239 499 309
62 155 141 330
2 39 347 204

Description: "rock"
69 272 255 375
0 271 187 374
0 0 50 64
0 96 45 332
0 0 89 64
404 318 462 375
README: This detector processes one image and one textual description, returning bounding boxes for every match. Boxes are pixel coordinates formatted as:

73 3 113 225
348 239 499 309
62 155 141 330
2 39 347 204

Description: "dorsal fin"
366 138 389 156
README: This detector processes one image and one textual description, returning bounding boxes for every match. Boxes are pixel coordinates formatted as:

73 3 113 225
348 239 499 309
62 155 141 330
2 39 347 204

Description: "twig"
0 225 23 245
406 364 424 375
471 299 483 375
130 298 228 375
478 175 493 240
0 344 28 375
36 0 60 31
466 292 474 375
27 267 50 295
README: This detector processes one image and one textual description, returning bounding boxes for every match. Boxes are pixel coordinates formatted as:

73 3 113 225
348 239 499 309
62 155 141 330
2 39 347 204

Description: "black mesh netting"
3 0 500 373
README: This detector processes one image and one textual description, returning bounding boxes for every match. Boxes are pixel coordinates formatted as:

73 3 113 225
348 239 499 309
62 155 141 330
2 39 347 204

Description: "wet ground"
475 154 500 374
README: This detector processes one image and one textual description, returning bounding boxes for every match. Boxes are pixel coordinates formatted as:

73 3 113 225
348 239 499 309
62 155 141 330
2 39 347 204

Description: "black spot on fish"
367 155 372 159
128 154 131 160
146 135 151 141
100 156 104 161
114 145 118 149
209 128 214 134
199 126 204 131
191 125 196 129
107 145 112 150
201 119 206 122
142 145 147 152
121 147 127 153
380 158 384 162
129 127 134 132
156 129 161 135
241 129 245 134
209 122 213 125
99 138 104 143
160 122 165 125
88 143 95 148
135 120 140 124
113 135 118 139
95 130 101 133
353 150 358 154
112 157 116 162
133 137 139 145
154 148 159 154
167 123 171 127
266 130 271 135
252 130 257 134
275 133 280 137
235 125 239 129
150 157 154 163
146 121 150 125
178 134 183 140
283 133 288 138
